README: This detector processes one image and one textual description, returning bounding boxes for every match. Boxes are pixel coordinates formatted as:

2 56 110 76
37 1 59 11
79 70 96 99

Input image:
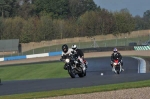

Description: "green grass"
0 62 69 81
0 80 150 99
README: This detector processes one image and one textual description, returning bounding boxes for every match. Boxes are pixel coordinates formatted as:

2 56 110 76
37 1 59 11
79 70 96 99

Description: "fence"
0 30 150 57
0 46 148 62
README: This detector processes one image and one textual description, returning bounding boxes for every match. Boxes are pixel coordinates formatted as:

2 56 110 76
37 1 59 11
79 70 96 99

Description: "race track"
0 56 150 96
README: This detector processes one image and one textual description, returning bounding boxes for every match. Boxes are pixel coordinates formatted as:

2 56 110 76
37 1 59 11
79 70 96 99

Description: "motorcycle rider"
71 44 88 69
60 44 73 70
111 48 124 72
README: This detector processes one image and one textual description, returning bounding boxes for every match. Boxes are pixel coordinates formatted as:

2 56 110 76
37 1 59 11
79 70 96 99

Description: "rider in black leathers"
111 48 124 71
72 44 88 68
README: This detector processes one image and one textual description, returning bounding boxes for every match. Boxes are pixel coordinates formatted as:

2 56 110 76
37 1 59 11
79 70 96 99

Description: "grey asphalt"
0 57 150 96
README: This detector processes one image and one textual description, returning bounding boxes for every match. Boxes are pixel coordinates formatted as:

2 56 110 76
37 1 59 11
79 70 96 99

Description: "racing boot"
81 63 86 71
85 64 88 69
84 62 88 68
63 64 67 70
121 66 124 71
83 60 88 68
121 62 124 71
112 66 115 72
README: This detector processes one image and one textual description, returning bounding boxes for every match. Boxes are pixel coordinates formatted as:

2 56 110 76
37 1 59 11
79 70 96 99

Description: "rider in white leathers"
60 44 73 70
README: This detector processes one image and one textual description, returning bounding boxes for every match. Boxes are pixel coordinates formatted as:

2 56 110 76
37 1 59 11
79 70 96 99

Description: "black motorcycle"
61 53 86 78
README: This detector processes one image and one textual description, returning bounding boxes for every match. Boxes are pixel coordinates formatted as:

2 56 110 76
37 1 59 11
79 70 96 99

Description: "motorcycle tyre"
68 67 76 78
78 70 86 77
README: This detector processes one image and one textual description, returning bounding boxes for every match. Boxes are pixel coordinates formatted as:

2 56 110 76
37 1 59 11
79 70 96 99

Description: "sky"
93 0 150 17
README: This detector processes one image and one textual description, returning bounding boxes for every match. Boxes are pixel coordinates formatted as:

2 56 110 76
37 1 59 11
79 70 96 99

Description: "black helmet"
62 44 68 53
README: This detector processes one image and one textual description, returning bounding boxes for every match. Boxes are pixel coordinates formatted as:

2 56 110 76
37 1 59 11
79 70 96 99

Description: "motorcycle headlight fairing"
65 59 70 63
113 62 117 65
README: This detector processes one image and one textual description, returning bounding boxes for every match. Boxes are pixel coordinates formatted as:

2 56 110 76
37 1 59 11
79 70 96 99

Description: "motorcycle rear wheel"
78 70 86 77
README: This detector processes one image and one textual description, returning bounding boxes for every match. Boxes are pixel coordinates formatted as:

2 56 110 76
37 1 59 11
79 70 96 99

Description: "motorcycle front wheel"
115 66 121 74
68 66 76 78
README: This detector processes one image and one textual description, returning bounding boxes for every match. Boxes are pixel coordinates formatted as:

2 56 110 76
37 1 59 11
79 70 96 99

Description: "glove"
71 51 74 54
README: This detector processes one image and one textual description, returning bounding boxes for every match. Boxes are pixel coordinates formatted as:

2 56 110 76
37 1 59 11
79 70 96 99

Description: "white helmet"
72 44 77 50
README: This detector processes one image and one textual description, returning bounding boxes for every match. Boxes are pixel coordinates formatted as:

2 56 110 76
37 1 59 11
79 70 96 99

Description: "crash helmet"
113 48 118 53
62 44 68 53
72 44 77 50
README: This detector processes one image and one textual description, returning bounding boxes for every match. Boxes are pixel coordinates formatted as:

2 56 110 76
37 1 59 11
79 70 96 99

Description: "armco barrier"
4 55 26 61
49 51 62 56
0 58 4 62
26 53 49 59
1 51 62 61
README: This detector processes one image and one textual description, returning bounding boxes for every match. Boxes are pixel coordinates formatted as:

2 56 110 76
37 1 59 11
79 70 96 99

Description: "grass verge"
0 62 68 81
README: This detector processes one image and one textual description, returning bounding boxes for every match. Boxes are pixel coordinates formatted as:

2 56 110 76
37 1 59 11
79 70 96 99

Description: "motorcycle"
112 59 122 74
61 53 86 78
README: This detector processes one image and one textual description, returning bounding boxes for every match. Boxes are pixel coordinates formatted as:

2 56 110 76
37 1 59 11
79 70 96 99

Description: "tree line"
0 0 150 43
